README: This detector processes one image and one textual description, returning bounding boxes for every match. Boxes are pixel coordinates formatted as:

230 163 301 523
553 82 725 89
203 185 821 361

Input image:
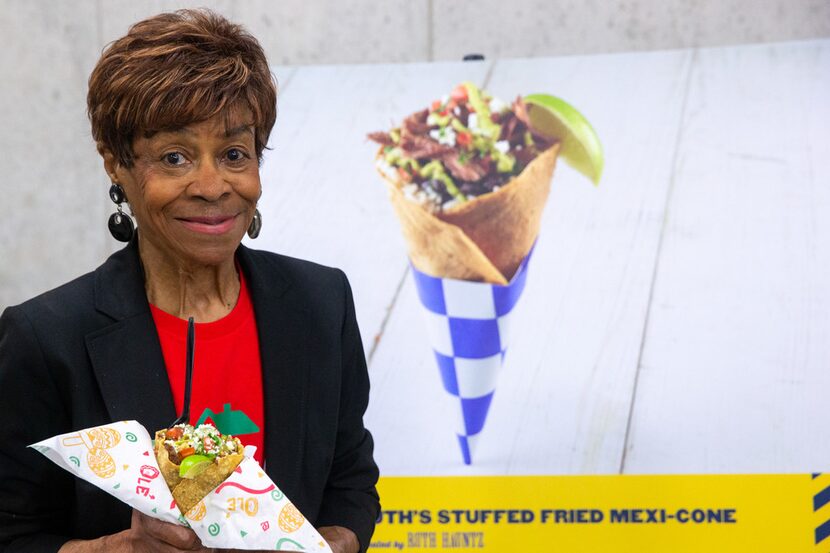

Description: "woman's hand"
125 510 209 551
59 514 359 553
59 509 211 552
318 525 360 553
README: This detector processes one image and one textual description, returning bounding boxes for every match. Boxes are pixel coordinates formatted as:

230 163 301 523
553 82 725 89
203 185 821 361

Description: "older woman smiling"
0 10 378 553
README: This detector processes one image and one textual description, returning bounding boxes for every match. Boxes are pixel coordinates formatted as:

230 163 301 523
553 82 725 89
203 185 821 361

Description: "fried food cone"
386 181 508 284
167 455 243 513
154 429 244 514
382 144 559 284
154 430 183 489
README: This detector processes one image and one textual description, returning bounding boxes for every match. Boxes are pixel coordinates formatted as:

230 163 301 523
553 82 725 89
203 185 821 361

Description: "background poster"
246 39 829 550
255 40 829 476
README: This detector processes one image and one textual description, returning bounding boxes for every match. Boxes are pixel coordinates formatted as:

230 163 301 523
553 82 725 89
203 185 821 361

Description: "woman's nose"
188 159 229 201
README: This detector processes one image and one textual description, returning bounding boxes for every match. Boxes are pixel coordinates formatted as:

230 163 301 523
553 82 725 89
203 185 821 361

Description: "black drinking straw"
170 317 195 427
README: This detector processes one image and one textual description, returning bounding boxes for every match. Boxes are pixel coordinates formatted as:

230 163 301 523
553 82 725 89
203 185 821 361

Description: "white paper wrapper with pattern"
29 420 332 551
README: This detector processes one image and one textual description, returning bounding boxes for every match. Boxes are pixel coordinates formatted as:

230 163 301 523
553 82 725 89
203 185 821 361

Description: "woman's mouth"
176 215 238 235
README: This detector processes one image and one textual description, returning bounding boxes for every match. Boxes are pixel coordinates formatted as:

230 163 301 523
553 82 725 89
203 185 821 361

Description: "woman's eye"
164 152 186 165
226 148 247 162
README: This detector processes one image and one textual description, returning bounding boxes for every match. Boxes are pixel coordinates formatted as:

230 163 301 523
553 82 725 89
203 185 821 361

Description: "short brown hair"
88 9 277 166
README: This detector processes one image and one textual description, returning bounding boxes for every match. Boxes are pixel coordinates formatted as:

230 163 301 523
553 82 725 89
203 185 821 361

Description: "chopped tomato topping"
397 167 412 182
166 427 183 440
457 132 472 147
178 447 196 459
431 100 442 111
451 84 468 102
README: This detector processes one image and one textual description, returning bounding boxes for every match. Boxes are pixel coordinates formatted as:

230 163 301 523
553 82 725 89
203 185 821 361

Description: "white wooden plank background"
623 40 830 473
255 39 830 476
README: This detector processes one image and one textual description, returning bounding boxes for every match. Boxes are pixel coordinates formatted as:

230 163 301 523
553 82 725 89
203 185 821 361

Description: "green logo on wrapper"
208 523 221 537
271 489 285 502
125 432 137 442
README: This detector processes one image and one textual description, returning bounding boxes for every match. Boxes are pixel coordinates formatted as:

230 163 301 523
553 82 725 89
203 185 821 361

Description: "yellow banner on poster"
370 474 830 552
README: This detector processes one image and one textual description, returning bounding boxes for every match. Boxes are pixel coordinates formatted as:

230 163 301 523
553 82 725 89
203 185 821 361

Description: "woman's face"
106 111 261 268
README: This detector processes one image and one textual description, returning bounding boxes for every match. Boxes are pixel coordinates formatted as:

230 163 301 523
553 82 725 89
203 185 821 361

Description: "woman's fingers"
131 510 207 551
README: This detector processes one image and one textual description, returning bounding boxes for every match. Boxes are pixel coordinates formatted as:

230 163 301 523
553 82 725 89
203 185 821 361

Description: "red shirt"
150 273 265 465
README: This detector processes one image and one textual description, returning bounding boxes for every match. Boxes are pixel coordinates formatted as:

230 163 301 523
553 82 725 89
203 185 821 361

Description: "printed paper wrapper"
411 248 533 464
30 421 332 551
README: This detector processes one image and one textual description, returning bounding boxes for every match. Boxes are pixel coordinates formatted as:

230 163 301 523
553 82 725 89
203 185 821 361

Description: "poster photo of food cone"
366 82 596 465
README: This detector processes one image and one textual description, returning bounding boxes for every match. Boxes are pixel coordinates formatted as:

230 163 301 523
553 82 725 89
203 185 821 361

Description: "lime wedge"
179 454 212 479
524 94 603 185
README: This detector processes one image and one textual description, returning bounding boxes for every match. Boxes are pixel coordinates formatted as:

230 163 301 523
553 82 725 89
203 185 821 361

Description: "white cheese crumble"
429 126 456 147
489 97 508 113
402 183 422 204
467 113 479 132
494 140 509 154
376 160 399 181
402 183 443 212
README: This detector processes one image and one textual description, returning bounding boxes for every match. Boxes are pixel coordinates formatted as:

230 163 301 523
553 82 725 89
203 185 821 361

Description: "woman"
0 9 378 553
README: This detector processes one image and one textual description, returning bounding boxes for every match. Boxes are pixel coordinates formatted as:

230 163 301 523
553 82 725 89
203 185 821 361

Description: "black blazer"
0 240 379 552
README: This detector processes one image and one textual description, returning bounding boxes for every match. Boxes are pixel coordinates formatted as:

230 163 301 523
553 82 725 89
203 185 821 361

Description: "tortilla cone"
381 144 560 284
154 430 244 514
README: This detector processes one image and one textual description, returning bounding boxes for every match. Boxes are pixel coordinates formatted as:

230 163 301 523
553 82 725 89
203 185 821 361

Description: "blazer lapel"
85 239 177 433
237 246 309 500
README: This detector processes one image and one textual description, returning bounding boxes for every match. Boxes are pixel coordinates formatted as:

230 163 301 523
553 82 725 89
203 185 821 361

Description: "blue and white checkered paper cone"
411 248 533 465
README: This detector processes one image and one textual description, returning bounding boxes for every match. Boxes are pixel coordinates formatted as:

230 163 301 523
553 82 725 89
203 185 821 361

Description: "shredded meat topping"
367 131 395 146
402 109 431 136
442 152 490 182
400 134 453 160
164 441 181 465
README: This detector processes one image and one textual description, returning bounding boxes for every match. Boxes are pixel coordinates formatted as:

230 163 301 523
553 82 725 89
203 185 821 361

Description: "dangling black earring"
247 208 262 239
108 183 135 242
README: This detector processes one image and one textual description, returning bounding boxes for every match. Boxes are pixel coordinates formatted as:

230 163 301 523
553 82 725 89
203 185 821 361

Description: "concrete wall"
1 0 828 309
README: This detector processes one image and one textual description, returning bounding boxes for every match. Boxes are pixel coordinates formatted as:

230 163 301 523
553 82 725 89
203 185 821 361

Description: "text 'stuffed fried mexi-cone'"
369 81 569 464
